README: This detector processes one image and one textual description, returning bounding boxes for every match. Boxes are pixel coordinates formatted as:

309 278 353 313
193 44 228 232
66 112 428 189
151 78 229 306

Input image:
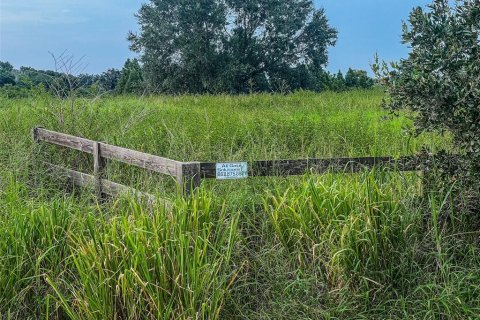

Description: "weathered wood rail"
32 127 425 202
199 156 422 178
44 162 158 205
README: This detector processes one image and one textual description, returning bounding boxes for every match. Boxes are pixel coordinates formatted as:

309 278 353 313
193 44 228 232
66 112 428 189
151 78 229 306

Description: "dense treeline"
0 60 123 98
0 59 374 98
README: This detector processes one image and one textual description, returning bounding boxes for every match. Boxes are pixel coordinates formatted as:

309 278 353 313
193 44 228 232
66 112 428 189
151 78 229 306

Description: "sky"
0 0 432 75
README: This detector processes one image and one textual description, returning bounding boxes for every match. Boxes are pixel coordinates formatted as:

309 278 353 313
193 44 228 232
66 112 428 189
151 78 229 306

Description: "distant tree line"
0 60 122 98
0 58 374 98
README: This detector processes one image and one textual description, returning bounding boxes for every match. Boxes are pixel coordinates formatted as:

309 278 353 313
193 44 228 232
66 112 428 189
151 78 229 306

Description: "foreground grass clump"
253 172 480 319
0 178 239 319
0 178 73 317
266 171 419 290
52 194 239 320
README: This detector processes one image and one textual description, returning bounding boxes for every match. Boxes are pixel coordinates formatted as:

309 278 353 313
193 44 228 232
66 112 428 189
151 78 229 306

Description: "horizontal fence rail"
34 128 181 177
32 127 426 202
44 162 162 207
199 156 423 179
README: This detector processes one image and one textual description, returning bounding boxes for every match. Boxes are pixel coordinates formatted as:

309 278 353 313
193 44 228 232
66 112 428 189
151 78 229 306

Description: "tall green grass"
0 177 239 319
1 90 478 319
0 90 448 161
231 172 480 319
50 193 239 319
266 171 420 290
0 89 450 197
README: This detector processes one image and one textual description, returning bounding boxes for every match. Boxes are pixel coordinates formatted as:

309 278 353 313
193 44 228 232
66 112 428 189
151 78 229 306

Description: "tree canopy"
374 0 480 188
128 0 338 93
0 61 16 87
345 68 374 89
117 59 145 94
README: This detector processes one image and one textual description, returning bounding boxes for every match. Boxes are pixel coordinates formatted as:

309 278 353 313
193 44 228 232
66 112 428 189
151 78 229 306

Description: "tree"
19 66 59 90
98 68 122 92
117 59 145 94
345 68 374 89
308 68 333 92
128 0 337 93
328 70 346 92
0 61 16 87
222 0 337 92
77 74 99 88
374 0 480 192
128 0 227 93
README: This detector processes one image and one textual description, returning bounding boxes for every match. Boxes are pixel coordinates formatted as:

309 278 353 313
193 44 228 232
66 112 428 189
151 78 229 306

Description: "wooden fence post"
93 142 106 200
31 127 41 143
177 162 201 197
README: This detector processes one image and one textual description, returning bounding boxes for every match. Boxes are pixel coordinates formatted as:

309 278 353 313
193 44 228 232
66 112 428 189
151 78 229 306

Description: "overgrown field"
1 90 479 319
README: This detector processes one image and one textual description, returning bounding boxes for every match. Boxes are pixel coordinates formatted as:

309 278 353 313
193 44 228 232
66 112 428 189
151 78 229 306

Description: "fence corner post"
93 142 106 200
31 127 41 142
177 162 201 197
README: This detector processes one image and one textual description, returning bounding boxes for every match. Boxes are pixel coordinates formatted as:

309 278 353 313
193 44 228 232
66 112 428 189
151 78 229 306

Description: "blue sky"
0 0 431 74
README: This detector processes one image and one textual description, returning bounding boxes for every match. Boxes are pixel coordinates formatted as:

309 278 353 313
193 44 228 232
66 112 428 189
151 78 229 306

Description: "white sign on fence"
216 162 248 180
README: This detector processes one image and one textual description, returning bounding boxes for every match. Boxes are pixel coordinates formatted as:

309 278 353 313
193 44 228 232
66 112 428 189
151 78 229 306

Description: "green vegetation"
2 0 478 318
0 58 373 97
1 90 479 319
129 0 338 93
117 59 145 95
0 89 447 162
0 180 238 319
375 0 480 194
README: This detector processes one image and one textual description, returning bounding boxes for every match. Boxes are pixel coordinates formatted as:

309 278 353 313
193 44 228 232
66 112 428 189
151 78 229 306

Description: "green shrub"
374 0 480 203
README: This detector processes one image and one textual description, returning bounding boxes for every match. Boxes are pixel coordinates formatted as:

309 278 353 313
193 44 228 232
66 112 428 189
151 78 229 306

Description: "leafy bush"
374 0 480 202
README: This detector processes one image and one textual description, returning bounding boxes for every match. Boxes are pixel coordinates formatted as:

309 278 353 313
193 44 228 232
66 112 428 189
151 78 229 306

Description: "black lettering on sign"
215 162 248 180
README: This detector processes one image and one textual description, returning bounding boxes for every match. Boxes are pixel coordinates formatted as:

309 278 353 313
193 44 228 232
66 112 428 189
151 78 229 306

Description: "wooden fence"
32 127 425 202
